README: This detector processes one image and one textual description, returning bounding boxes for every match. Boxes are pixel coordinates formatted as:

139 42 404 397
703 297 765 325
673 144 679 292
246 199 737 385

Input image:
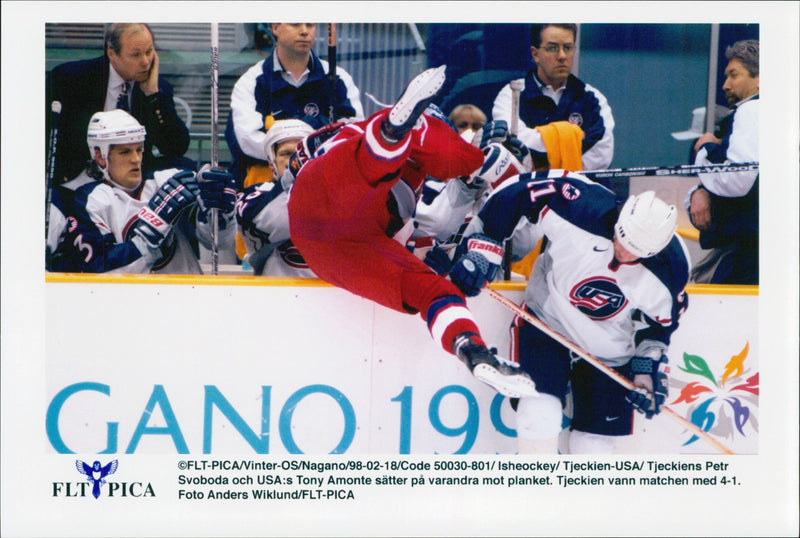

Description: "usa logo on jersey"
569 276 628 320
561 183 581 200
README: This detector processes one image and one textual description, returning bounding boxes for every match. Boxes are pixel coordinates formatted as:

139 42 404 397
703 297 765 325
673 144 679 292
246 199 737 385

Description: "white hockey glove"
466 142 530 191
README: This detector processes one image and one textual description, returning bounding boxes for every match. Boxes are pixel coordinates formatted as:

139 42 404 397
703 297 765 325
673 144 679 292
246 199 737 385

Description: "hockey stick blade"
485 287 736 455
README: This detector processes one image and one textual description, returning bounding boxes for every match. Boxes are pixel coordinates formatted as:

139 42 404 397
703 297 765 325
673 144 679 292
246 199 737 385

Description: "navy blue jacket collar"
262 50 326 88
525 68 587 100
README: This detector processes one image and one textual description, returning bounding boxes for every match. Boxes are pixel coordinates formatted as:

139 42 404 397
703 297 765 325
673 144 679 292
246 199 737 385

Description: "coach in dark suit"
47 23 192 183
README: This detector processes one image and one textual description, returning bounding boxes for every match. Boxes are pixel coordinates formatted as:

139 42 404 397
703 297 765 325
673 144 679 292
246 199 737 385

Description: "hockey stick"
580 162 759 180
485 286 736 455
327 23 337 124
209 22 220 275
46 100 62 241
509 79 523 137
45 100 62 269
502 80 524 280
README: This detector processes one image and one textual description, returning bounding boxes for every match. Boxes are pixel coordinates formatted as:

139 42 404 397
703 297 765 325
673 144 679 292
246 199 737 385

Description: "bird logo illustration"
75 459 118 499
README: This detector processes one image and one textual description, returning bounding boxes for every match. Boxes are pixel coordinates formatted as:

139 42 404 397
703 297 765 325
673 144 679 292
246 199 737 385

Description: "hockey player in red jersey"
288 66 537 398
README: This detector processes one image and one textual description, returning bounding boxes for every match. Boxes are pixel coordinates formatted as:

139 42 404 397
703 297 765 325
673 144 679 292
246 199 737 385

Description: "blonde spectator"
448 104 487 134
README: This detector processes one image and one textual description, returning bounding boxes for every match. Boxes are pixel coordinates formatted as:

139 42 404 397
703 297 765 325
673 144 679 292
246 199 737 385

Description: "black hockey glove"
423 243 453 275
626 354 670 419
479 120 510 148
198 168 236 213
132 170 199 248
198 167 237 230
504 134 530 160
479 120 529 160
295 120 347 167
450 234 505 297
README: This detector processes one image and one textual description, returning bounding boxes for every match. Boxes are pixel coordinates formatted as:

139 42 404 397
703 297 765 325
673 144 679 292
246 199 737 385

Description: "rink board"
44 277 759 455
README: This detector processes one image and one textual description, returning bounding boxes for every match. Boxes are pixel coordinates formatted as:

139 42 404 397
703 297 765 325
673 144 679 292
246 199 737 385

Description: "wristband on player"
627 354 670 419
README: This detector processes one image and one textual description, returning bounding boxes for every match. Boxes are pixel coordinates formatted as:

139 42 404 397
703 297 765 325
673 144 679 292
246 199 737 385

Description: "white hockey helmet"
86 109 147 162
263 119 314 166
614 191 678 258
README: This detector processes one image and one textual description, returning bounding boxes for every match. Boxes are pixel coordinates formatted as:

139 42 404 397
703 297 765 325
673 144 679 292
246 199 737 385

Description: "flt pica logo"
77 459 118 498
51 459 156 499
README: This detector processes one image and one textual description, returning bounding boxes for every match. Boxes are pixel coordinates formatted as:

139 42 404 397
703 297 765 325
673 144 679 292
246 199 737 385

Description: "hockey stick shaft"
485 287 736 455
503 80 524 280
327 23 337 124
509 80 523 137
209 22 220 275
581 162 759 180
46 100 62 242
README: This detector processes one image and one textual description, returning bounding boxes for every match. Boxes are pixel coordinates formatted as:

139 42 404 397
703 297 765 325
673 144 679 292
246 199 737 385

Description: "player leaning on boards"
46 110 236 274
288 66 537 399
450 176 690 454
235 118 317 276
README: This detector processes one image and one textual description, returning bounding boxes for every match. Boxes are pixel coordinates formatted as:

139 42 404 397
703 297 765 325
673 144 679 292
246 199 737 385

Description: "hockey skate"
453 333 538 398
380 65 447 144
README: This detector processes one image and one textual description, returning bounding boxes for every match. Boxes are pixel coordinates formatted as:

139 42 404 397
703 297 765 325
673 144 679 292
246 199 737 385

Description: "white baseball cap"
671 107 705 140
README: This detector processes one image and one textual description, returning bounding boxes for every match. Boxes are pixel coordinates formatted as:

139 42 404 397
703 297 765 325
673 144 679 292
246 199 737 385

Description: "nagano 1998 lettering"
46 382 516 455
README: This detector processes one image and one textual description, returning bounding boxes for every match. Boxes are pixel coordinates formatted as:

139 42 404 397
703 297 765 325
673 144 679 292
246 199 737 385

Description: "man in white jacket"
492 23 615 171
686 39 759 284
225 23 363 187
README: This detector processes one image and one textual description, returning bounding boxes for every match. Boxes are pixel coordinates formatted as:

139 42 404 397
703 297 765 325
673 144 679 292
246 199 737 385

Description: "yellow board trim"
44 272 332 287
45 273 759 295
492 281 757 296
683 283 758 295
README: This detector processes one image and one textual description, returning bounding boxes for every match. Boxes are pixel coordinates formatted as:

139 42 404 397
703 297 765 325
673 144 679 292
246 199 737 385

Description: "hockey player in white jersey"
235 118 316 276
412 119 531 271
450 173 690 454
46 109 236 274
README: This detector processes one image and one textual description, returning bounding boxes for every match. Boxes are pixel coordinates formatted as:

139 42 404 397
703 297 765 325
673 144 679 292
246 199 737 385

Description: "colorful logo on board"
671 342 759 447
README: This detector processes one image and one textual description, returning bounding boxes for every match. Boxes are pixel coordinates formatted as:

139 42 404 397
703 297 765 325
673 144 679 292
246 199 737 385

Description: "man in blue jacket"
47 23 191 184
225 23 364 187
492 23 615 171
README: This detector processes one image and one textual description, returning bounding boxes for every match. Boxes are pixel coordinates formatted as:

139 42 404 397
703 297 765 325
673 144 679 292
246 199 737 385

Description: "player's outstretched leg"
380 65 447 144
453 333 538 398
